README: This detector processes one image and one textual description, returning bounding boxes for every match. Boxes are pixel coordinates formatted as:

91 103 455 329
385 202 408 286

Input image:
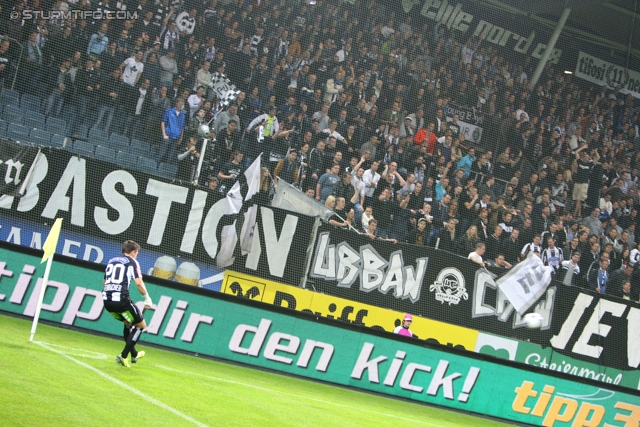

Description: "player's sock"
121 327 144 359
123 325 138 358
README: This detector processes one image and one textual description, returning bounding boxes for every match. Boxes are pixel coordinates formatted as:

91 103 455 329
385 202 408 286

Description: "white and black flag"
210 72 241 108
216 156 261 268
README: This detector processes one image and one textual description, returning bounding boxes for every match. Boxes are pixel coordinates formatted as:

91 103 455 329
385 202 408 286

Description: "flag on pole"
496 251 554 315
239 156 262 253
216 156 262 268
210 72 241 107
41 218 63 263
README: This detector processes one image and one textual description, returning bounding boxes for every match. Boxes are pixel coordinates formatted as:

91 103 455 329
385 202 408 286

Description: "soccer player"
102 240 153 367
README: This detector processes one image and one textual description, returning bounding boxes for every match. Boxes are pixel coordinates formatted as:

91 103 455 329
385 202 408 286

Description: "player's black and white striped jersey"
102 255 142 302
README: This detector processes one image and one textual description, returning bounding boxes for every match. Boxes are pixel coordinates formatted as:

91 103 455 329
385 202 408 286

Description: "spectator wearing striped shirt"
542 237 564 273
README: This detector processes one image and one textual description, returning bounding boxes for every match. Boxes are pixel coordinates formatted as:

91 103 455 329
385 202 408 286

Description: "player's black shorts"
103 299 144 325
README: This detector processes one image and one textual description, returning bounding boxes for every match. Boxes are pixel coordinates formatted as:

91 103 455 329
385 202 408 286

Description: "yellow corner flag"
41 218 63 264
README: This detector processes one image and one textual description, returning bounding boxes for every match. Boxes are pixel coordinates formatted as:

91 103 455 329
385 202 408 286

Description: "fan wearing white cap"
393 314 414 337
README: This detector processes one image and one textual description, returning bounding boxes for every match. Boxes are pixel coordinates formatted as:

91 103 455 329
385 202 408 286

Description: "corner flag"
41 218 63 263
31 218 63 341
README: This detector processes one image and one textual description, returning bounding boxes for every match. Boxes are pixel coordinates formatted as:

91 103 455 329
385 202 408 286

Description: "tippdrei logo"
430 268 468 305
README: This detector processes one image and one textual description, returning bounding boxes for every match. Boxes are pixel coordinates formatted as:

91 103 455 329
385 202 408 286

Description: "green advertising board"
475 332 640 391
1 245 639 426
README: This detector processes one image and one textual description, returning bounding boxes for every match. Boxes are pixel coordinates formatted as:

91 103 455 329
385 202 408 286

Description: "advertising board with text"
222 270 479 350
1 243 638 427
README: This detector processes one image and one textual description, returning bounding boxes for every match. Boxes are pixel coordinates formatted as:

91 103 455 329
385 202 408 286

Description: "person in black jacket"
438 218 459 254
306 139 325 191
44 58 73 118
485 225 503 262
71 57 101 136
406 217 430 246
94 67 124 133
122 78 152 140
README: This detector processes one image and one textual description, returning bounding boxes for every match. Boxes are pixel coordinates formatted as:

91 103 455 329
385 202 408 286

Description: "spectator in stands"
521 234 542 260
217 150 244 190
559 252 582 285
608 264 634 297
214 103 241 134
122 78 152 140
120 49 144 86
573 143 598 218
44 58 72 118
619 281 634 301
87 22 109 59
94 67 125 133
580 242 601 279
187 85 206 118
458 224 481 257
456 148 476 178
159 97 186 164
70 57 100 135
316 164 341 204
177 136 200 183
588 258 609 294
583 208 603 239
493 254 513 269
542 237 564 273
274 150 300 185
485 225 503 262
159 49 178 88
503 228 521 265
468 242 490 267
406 217 430 246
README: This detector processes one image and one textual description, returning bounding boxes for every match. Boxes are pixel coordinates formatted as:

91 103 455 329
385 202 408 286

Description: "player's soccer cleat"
131 351 145 363
115 354 130 368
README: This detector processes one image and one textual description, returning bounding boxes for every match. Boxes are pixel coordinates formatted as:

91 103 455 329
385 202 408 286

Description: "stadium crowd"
1 0 640 301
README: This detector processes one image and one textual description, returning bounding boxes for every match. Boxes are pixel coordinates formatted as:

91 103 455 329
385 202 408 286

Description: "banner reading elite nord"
1 243 638 427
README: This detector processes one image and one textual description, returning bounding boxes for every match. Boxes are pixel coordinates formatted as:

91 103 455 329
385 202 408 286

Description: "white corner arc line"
34 341 209 427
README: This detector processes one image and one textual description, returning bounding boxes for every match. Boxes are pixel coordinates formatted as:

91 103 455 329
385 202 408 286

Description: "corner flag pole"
29 218 63 342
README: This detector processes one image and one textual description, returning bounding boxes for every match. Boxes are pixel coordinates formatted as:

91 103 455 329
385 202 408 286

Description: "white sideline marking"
35 342 108 360
34 341 210 427
155 365 446 427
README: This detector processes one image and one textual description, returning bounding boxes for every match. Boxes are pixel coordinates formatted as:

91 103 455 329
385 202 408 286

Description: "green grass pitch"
0 314 520 427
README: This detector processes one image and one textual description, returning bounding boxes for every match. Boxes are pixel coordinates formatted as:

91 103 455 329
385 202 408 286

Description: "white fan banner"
495 252 554 315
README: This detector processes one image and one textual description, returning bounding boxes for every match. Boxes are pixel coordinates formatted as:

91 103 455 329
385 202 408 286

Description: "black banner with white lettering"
230 206 316 286
301 224 639 371
0 142 238 265
0 141 315 282
308 224 509 332
2 140 637 371
0 142 39 206
545 287 640 371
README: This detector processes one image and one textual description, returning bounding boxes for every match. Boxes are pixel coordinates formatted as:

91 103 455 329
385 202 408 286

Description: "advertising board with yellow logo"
222 270 479 351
